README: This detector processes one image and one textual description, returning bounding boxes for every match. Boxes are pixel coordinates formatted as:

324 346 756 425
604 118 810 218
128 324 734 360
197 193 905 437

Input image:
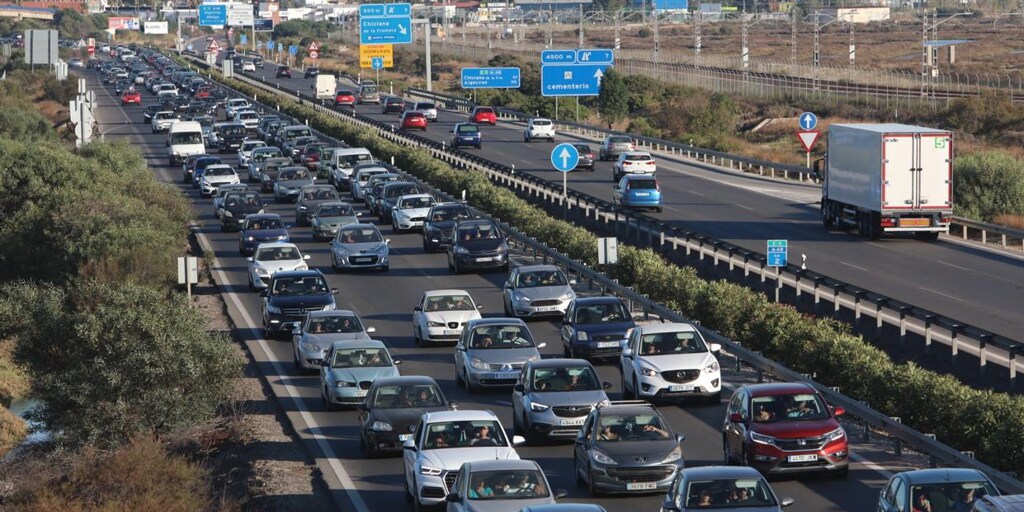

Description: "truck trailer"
814 123 953 240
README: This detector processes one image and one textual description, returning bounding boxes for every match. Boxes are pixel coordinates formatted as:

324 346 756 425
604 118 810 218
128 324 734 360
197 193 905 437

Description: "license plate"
353 390 367 397
598 341 620 348
668 385 694 392
443 330 460 335
788 454 818 463
559 417 586 426
899 218 930 227
626 482 658 491
490 372 519 380
399 434 413 441
476 257 494 262
635 192 650 196
353 257 372 263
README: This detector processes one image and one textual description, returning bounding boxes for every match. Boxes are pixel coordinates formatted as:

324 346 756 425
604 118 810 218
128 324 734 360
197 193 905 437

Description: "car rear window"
533 119 552 126
626 154 653 161
416 102 435 110
457 125 479 133
629 179 657 189
476 107 494 114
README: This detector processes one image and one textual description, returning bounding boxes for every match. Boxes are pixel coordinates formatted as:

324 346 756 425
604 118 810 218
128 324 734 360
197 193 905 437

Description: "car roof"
254 242 298 250
622 151 653 157
465 459 540 472
270 269 323 278
623 173 657 180
595 401 659 417
529 358 595 370
340 223 377 230
422 409 499 423
573 296 626 306
371 375 440 388
423 289 472 298
334 148 371 155
328 339 387 350
743 382 818 397
637 322 699 335
521 505 607 512
466 317 527 328
243 213 280 221
306 309 359 319
679 465 765 480
896 468 993 485
399 193 432 200
515 264 561 273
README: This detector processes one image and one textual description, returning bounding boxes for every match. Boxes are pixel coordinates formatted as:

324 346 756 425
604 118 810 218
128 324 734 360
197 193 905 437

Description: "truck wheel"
821 202 835 229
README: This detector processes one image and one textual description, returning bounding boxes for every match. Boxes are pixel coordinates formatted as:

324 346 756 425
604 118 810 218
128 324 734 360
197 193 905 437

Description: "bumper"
525 412 588 439
393 217 425 230
264 312 305 333
326 385 368 405
748 441 850 475
451 138 481 148
364 429 415 453
466 368 521 388
422 327 463 344
589 463 682 494
334 253 389 270
275 188 302 201
570 339 627 358
623 199 662 208
509 299 570 317
636 372 721 399
297 346 327 370
453 253 508 270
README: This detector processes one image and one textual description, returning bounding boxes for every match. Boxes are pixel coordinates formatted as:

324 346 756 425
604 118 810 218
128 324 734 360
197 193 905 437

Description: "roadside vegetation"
219 69 1024 477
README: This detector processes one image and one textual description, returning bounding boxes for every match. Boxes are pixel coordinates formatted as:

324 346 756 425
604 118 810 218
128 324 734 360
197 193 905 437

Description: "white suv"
620 322 722 404
524 118 555 143
403 409 524 510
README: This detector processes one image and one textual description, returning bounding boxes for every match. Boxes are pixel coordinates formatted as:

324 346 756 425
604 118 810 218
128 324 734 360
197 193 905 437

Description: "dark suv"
421 203 472 252
376 182 422 223
446 218 509 273
560 296 636 360
260 270 338 337
218 123 248 153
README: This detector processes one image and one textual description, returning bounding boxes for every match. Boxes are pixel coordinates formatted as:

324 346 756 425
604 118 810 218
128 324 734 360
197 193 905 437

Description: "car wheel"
422 239 429 252
563 342 571 358
633 376 645 402
657 206 664 213
455 367 464 388
293 349 301 371
381 265 389 272
723 437 733 464
620 372 632 400
249 275 257 292
413 326 422 346
464 370 476 394
323 386 336 412
587 466 602 497
832 465 850 479
452 261 461 274
503 298 513 317
741 446 753 467
404 474 414 503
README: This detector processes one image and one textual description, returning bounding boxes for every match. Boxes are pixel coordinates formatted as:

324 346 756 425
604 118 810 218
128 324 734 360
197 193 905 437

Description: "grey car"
310 201 360 242
330 223 390 272
213 183 250 218
454 318 545 392
876 468 999 512
502 265 577 318
292 310 376 372
320 339 401 410
273 166 315 203
660 466 794 511
520 506 607 512
260 156 293 193
573 401 686 496
512 358 611 443
295 184 341 226
445 459 567 512
598 135 635 161
247 146 283 183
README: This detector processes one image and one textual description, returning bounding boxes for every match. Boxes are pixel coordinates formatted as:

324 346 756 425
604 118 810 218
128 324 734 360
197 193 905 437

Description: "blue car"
449 122 482 149
613 173 662 212
238 213 290 256
191 156 223 189
560 296 636 360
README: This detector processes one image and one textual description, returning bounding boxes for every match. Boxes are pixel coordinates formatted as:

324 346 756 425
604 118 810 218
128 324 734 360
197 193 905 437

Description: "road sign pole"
807 150 811 169
424 21 432 91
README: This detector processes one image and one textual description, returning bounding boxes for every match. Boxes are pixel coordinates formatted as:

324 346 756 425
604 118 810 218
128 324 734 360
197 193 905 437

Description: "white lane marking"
690 190 706 198
936 260 971 272
918 286 964 303
840 261 869 272
850 452 894 479
736 204 756 212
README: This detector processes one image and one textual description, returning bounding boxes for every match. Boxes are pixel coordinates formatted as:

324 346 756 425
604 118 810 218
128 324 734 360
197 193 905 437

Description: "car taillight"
880 217 897 228
940 216 951 224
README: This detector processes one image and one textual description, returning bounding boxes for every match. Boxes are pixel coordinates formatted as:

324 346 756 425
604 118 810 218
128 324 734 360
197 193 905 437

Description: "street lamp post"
921 11 970 98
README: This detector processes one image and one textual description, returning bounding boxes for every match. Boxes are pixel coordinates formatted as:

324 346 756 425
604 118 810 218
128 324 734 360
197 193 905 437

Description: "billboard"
107 17 140 30
653 0 687 9
143 21 169 34
254 18 274 31
227 2 255 26
24 29 57 66
359 44 393 68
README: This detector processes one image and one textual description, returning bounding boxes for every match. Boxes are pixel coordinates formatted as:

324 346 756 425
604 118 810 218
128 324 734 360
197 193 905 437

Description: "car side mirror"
165 141 169 146
403 439 416 451
569 279 577 285
613 185 619 189
603 381 612 390
660 503 681 512
536 343 546 349
331 288 339 295
394 359 402 365
729 413 744 424
622 349 634 358
303 254 311 260
833 406 846 417
385 239 391 245
413 305 422 311
259 290 268 297
562 319 572 325
676 433 686 444
511 435 526 446
477 304 483 310
246 257 253 262
455 344 465 351
780 497 796 508
445 493 461 503
710 343 722 353
513 383 525 393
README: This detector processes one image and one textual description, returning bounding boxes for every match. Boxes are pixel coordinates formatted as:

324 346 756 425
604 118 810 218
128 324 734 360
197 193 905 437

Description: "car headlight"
300 341 321 352
559 292 575 301
224 211 234 218
455 246 469 254
296 264 308 271
335 380 355 388
469 357 489 370
266 304 281 314
513 293 530 303
427 321 445 327
704 361 720 373
370 420 393 432
255 267 269 275
527 355 540 362
334 246 350 255
825 427 846 443
376 245 389 254
245 235 254 241
530 402 550 412
420 466 443 477
662 446 683 463
576 331 589 341
298 206 307 211
591 450 617 465
277 234 288 240
750 432 775 446
322 303 336 311
640 367 658 377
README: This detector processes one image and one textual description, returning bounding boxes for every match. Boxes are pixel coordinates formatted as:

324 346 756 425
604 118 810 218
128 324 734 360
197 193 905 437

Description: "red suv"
121 89 141 105
470 106 497 126
334 90 356 108
400 111 427 130
723 382 849 478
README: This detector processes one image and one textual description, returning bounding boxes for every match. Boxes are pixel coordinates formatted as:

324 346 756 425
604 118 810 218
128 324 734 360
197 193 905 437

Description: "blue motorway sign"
267 40 274 51
461 67 521 89
551 143 580 173
359 3 411 17
198 4 227 26
800 111 818 131
239 34 247 45
541 50 577 64
288 45 298 56
360 17 412 44
767 239 788 267
576 49 614 64
541 64 609 97
371 57 384 70
653 0 689 10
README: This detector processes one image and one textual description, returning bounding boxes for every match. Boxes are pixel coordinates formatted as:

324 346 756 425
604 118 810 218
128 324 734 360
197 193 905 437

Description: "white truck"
314 74 337 100
814 123 953 240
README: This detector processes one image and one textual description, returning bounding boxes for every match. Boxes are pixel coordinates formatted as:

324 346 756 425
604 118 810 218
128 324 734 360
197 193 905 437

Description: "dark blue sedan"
449 122 482 149
238 213 289 256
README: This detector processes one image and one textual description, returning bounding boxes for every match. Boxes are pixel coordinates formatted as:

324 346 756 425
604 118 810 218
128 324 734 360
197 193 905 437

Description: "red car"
400 111 428 131
334 90 356 108
121 89 141 105
470 106 497 126
723 382 850 478
195 87 212 99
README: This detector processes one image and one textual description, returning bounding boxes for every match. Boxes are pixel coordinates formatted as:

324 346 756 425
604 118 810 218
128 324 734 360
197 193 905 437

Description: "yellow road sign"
359 44 393 68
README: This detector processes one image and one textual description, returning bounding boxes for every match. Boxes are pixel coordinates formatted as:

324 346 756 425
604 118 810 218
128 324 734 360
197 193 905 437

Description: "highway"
233 58 1024 349
82 53 930 511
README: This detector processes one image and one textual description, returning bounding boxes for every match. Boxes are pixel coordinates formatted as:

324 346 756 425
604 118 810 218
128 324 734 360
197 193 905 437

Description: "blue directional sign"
239 34 247 45
461 67 521 89
371 57 384 70
359 2 412 45
551 143 580 173
576 49 614 64
767 239 788 267
288 45 297 56
542 64 610 97
266 40 274 51
198 4 227 26
541 50 577 64
799 112 818 131
277 42 282 52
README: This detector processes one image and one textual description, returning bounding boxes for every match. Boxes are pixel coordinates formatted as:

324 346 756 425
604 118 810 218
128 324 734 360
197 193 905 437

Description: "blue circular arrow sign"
550 143 579 173
799 111 818 131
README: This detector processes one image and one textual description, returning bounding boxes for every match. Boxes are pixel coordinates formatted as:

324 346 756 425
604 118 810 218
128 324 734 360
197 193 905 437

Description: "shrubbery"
953 151 1024 221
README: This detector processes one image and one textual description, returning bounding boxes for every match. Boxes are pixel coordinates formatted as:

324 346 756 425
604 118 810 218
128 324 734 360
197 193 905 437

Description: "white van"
314 74 337 100
328 148 374 189
167 121 206 166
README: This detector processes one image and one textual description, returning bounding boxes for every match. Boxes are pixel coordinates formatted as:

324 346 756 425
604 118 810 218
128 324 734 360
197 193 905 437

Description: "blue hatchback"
238 213 290 256
613 173 662 212
449 122 482 149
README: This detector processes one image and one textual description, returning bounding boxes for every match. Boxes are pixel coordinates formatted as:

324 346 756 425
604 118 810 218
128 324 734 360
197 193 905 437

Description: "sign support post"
550 143 581 219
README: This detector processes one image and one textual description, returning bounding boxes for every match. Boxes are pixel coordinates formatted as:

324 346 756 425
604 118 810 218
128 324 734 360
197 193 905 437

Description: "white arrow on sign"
397 24 407 35
594 68 604 85
558 146 573 168
800 112 816 130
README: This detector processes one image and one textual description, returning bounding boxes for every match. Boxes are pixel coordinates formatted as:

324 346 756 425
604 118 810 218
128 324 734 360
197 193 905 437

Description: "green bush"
953 151 1024 221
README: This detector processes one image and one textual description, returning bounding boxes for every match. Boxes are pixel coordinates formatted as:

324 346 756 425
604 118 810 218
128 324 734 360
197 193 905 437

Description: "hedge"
199 65 1024 477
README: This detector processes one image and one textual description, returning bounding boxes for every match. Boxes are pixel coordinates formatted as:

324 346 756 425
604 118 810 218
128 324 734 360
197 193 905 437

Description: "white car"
524 118 555 143
403 409 524 511
238 140 267 168
391 193 435 233
612 151 657 182
233 109 261 129
200 164 241 197
156 89 178 102
351 166 390 201
246 242 310 291
619 322 722 404
225 98 251 119
412 289 483 345
151 111 178 133
157 83 179 96
241 60 256 72
410 101 438 121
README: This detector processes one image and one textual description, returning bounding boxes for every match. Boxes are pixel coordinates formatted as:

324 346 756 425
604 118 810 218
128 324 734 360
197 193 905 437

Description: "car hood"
752 418 841 439
467 348 540 365
575 321 635 338
278 178 315 189
334 242 386 253
327 366 399 384
460 239 505 252
423 310 482 325
314 215 359 228
253 259 305 272
638 352 716 372
371 406 449 430
421 446 520 471
426 220 456 231
301 332 371 349
244 228 287 239
514 285 573 301
396 206 431 218
596 438 680 465
267 295 334 308
461 497 556 512
528 390 608 408
226 203 263 215
301 198 336 210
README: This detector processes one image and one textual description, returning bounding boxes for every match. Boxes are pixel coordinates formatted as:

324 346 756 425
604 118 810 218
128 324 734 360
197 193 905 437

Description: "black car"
381 96 405 114
260 270 338 338
253 57 264 69
447 218 509 273
142 104 163 124
304 67 319 78
182 153 214 184
220 191 265 232
572 143 596 172
421 203 472 252
276 65 292 78
218 123 248 153
357 376 451 458
376 182 422 223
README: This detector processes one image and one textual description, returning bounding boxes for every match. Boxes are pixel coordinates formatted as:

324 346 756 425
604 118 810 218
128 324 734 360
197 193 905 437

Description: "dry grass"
991 214 1024 229
0 406 28 459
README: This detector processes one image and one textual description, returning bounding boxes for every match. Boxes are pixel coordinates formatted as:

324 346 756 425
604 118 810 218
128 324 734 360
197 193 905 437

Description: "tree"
597 68 629 126
0 281 244 449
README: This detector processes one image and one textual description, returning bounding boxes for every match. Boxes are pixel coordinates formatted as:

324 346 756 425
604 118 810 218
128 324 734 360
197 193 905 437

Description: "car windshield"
337 227 382 244
597 413 671 441
640 331 707 356
357 171 387 184
169 132 202 144
385 185 418 198
225 193 261 208
516 270 567 287
205 166 234 176
256 246 301 261
467 470 550 500
280 169 310 181
468 324 534 349
242 141 264 151
416 102 435 110
245 217 282 230
253 149 281 161
337 90 354 96
907 482 997 510
573 144 592 153
750 393 831 423
270 275 330 296
307 315 364 334
626 154 653 162
304 188 338 201
342 153 372 166
423 294 475 312
629 179 658 190
457 223 500 241
457 125 479 134
317 204 355 217
477 107 494 114
330 347 392 368
156 112 176 120
423 420 506 449
430 207 472 222
575 302 630 324
361 86 377 95
372 384 443 409
532 119 552 126
239 112 258 120
400 196 433 209
684 477 779 509
532 366 601 392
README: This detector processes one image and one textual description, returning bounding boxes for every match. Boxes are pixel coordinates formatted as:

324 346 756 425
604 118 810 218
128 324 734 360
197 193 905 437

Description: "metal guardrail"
174 53 1024 492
